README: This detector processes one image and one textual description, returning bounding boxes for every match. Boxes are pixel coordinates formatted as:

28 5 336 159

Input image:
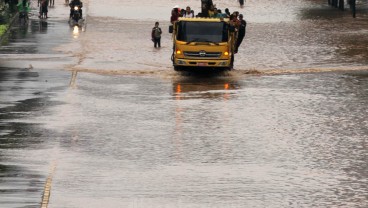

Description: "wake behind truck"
169 17 236 71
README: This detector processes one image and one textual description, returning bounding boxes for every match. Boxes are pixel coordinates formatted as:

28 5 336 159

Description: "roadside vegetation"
0 0 17 38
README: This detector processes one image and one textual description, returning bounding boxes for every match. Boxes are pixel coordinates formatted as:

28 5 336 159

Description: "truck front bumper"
174 58 231 67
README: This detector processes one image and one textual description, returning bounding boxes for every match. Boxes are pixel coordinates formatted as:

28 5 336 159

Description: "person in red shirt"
171 8 179 24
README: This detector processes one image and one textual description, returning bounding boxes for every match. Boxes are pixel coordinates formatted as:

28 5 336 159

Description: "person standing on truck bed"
235 14 247 53
208 4 215 18
230 13 240 29
212 8 223 18
171 8 179 24
183 6 194 18
201 0 213 17
224 8 231 18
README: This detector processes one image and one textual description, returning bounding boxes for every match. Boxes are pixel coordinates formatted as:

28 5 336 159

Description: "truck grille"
184 51 222 58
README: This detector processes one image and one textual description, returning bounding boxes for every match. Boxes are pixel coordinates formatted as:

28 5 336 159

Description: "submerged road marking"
69 70 78 88
41 161 57 208
66 66 368 78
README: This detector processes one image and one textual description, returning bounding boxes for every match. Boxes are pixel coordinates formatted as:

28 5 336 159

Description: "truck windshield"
177 21 228 43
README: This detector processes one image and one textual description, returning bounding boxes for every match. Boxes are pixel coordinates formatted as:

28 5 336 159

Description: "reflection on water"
69 70 78 88
29 20 49 34
72 26 80 39
0 67 71 208
42 72 368 208
172 75 240 100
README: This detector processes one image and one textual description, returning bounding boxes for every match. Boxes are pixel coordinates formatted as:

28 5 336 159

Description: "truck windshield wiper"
186 39 219 45
186 38 202 44
202 40 219 45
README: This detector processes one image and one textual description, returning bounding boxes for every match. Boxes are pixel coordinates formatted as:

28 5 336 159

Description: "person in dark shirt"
224 8 230 18
201 0 213 17
235 14 247 53
69 0 83 18
40 0 48 18
151 22 162 48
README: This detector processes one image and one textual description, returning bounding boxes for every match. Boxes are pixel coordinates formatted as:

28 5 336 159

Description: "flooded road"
1 0 368 207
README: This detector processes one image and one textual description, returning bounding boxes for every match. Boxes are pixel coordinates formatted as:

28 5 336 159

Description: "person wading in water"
151 22 162 48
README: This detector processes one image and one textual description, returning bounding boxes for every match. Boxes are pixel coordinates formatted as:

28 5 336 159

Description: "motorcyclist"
17 0 30 20
69 0 83 19
17 0 30 13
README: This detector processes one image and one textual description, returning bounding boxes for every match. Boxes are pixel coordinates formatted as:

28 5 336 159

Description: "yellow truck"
169 17 236 71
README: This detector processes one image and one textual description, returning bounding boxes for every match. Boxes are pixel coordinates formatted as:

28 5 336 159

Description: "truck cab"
170 17 236 71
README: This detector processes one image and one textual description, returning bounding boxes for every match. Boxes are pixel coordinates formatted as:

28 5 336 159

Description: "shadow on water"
295 2 368 66
300 7 349 20
0 162 45 206
31 20 48 34
300 0 368 20
0 94 63 149
0 67 68 207
172 72 241 100
175 67 233 77
0 19 49 54
346 70 368 79
341 70 368 99
0 102 55 206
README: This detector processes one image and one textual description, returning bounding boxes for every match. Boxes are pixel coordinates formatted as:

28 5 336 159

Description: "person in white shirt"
183 6 194 18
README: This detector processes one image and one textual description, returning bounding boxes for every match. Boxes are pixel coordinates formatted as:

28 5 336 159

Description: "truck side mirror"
169 25 173 33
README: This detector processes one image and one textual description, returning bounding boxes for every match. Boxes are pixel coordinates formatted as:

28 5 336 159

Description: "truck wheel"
174 66 181 71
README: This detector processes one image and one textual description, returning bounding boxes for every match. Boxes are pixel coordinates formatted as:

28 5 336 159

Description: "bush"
0 24 8 36
0 1 10 24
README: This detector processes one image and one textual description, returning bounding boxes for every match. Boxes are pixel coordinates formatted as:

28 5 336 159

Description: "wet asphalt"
0 2 75 207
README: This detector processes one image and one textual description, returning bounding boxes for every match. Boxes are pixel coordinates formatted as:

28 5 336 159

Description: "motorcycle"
19 11 29 25
69 6 83 26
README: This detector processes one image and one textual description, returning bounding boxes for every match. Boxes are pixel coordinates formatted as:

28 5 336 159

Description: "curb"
0 12 18 45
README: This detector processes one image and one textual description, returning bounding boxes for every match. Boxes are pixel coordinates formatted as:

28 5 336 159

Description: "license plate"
197 62 207 66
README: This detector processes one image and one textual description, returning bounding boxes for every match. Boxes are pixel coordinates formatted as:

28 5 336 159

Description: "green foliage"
0 24 7 36
0 1 10 24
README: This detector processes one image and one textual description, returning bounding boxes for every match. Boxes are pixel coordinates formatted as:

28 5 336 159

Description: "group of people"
170 4 244 21
165 5 247 53
229 11 247 53
15 0 83 19
170 6 195 23
169 5 233 23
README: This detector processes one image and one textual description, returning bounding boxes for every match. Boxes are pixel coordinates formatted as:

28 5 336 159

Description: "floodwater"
64 0 368 72
1 0 368 207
